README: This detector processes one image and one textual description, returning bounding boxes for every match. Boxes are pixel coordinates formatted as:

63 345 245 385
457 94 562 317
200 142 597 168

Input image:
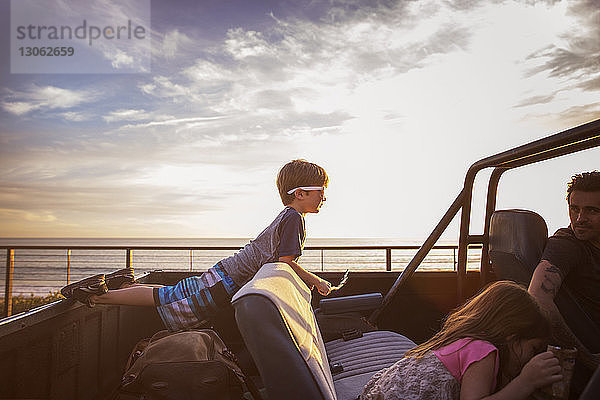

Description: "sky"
0 0 598 240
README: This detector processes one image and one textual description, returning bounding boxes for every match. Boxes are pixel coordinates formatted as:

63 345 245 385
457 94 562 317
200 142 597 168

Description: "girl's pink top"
432 337 499 390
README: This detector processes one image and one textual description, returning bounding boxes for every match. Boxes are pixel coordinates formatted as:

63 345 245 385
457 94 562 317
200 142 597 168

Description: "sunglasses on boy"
287 186 325 194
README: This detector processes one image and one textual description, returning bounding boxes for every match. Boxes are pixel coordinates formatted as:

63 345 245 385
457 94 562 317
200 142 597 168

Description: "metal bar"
453 120 599 302
0 244 470 303
3 249 14 318
66 249 71 285
466 121 600 174
369 189 466 324
457 171 475 303
0 244 466 251
453 248 456 271
480 167 506 285
475 137 600 283
386 248 392 271
190 249 193 272
493 135 600 170
468 235 484 243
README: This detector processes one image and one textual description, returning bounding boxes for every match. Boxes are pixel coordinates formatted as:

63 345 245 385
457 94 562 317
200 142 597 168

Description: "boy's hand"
315 279 332 296
279 256 333 296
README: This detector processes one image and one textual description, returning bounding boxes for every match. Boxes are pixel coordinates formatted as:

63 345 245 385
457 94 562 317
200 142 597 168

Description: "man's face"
569 190 600 247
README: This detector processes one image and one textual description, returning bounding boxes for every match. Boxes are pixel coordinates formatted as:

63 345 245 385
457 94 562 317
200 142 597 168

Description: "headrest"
489 209 548 280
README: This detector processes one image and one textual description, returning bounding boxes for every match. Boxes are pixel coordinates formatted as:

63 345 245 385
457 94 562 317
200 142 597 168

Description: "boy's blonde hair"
277 160 329 205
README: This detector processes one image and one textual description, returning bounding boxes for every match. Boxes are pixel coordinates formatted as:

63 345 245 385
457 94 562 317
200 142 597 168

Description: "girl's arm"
461 351 562 400
279 255 332 296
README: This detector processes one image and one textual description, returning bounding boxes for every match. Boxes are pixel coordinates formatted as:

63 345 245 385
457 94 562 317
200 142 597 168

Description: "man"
529 171 600 379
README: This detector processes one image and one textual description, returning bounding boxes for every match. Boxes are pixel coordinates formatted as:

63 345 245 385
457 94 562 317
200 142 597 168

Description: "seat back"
489 209 548 284
232 263 336 400
489 209 600 352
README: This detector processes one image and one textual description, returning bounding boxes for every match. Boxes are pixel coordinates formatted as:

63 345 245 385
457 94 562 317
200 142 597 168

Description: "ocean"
0 238 482 296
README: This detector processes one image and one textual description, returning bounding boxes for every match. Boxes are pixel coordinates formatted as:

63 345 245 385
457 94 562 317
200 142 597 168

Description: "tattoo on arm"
534 263 562 297
540 276 558 297
544 265 561 275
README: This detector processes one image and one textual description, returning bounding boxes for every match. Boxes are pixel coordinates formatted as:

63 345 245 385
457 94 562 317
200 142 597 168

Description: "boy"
61 159 333 331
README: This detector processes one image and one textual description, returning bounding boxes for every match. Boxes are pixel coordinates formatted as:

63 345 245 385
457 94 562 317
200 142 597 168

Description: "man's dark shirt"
542 227 600 328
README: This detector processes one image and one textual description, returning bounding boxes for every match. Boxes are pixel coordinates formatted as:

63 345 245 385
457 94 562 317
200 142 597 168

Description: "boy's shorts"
153 262 240 331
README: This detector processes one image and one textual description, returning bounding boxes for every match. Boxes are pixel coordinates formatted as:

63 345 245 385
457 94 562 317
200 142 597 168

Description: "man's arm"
278 255 332 296
528 260 599 369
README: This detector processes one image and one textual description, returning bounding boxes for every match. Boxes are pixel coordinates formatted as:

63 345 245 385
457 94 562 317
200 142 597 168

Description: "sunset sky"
1 0 598 240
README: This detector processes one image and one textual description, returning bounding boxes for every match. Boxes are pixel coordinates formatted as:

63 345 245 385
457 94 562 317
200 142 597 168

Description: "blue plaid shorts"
153 263 239 331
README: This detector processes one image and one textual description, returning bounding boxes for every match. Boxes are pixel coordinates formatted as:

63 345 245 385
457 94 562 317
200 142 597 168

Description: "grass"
0 292 64 315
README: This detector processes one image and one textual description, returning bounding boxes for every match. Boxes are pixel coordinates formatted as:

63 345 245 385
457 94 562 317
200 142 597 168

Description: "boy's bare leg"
122 283 165 289
90 285 158 306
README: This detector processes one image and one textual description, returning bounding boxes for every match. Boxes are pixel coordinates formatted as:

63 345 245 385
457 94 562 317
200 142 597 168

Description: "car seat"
232 263 416 400
488 209 600 352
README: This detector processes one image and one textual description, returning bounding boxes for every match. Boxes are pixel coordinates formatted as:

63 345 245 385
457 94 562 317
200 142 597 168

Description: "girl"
360 281 563 400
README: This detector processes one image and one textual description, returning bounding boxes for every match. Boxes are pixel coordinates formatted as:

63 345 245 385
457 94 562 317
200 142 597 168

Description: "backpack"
116 329 257 400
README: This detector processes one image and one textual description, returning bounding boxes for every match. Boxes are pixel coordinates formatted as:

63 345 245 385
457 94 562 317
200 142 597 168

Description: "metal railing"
1 243 482 317
368 119 600 324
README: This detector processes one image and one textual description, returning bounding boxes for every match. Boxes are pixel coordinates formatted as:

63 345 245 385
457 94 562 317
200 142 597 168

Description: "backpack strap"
219 345 263 400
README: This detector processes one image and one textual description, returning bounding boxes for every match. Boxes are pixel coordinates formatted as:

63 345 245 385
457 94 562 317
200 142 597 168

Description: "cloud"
528 46 597 79
183 60 235 83
2 101 38 116
524 0 600 91
0 177 227 237
119 115 226 129
225 28 276 60
132 0 473 132
1 85 93 115
0 181 216 215
139 76 200 102
103 109 173 123
76 0 472 170
61 111 94 121
3 0 598 238
72 0 152 71
0 208 57 223
253 90 294 110
159 29 195 59
580 76 600 92
515 94 557 108
109 49 135 69
0 146 253 235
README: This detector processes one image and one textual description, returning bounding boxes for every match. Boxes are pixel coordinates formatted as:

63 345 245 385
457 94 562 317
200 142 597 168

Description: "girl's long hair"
405 280 550 373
